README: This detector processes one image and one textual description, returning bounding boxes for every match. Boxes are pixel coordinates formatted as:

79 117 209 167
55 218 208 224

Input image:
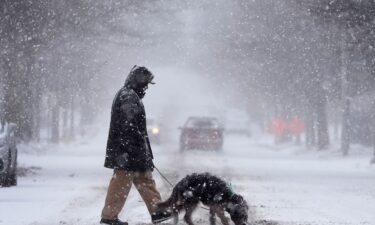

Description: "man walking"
100 66 171 225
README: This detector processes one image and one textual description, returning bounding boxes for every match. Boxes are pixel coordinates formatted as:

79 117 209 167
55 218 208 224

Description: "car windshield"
186 118 220 129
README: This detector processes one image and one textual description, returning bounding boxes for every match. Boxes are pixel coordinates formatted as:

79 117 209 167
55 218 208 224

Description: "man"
100 66 171 225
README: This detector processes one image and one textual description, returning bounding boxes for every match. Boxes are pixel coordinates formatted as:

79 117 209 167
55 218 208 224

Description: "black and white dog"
157 173 249 225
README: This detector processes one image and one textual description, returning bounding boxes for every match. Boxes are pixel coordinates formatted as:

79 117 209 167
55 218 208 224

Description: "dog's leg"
209 207 216 225
183 206 196 225
173 213 179 225
216 207 230 225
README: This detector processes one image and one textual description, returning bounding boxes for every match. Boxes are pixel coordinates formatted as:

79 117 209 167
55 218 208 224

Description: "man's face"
135 83 148 99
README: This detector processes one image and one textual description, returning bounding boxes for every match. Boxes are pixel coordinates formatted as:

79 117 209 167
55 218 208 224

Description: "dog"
157 173 249 225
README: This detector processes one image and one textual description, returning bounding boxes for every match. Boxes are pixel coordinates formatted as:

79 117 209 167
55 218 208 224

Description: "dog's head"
225 194 249 225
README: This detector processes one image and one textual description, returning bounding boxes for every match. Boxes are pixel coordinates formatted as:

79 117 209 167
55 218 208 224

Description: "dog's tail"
157 186 180 209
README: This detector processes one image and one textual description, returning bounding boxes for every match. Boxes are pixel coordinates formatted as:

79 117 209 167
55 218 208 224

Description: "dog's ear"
231 194 244 204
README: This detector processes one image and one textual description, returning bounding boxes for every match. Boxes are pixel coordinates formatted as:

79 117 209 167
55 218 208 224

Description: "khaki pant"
101 169 162 220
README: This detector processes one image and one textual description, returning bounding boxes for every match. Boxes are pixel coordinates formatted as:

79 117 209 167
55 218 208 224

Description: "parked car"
0 121 18 187
179 116 224 151
147 118 161 145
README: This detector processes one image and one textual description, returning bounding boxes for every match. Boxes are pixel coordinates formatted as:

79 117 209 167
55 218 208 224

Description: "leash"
154 166 210 211
154 166 174 187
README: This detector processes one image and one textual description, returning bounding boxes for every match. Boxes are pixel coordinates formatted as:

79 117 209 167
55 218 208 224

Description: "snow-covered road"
1 133 374 225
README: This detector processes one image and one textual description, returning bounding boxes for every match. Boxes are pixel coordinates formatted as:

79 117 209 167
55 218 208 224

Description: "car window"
186 118 220 129
0 122 7 138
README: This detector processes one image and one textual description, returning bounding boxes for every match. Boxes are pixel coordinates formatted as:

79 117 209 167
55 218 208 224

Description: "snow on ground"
0 130 374 225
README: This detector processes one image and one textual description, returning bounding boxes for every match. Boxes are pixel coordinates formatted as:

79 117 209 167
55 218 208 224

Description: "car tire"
8 170 17 186
0 172 5 186
8 150 17 186
1 150 17 187
0 151 11 187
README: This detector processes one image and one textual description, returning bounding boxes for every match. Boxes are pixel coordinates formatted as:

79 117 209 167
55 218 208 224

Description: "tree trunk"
316 93 330 150
69 96 75 141
340 27 351 156
47 97 51 141
62 107 68 141
3 58 18 124
32 96 41 142
21 55 34 142
51 100 60 143
341 99 351 156
333 102 340 140
305 103 316 149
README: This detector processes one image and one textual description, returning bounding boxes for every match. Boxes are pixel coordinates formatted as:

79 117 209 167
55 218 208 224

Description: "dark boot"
151 211 173 224
100 218 128 225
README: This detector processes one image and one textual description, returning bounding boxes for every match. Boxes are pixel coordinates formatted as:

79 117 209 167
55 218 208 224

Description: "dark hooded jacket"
104 67 154 171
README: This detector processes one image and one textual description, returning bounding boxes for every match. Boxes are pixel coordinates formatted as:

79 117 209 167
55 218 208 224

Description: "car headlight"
151 127 160 135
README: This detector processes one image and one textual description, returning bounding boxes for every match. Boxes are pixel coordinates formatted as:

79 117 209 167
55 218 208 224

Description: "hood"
124 65 155 89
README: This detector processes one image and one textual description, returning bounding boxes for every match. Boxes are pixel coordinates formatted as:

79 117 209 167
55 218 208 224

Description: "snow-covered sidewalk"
0 134 374 225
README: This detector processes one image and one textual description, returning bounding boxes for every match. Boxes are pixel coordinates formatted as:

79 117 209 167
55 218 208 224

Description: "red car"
179 116 224 151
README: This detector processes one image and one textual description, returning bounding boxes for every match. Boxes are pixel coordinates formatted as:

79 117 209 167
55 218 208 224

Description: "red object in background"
288 116 304 135
270 117 287 135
